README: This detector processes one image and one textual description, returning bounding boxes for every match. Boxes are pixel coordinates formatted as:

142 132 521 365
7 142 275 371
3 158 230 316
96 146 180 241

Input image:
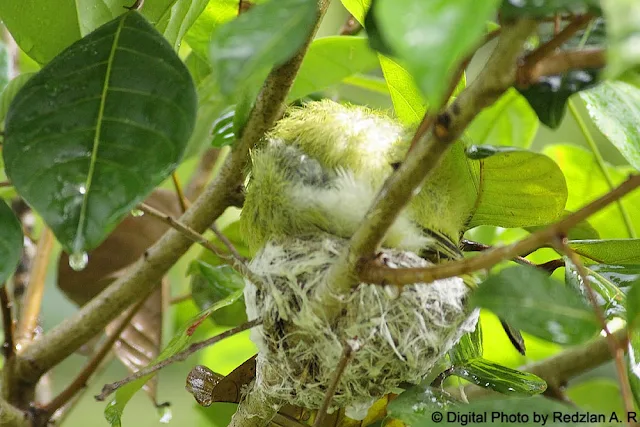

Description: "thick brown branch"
95 319 261 401
13 0 329 389
522 14 593 66
360 175 640 286
323 19 537 299
518 48 605 87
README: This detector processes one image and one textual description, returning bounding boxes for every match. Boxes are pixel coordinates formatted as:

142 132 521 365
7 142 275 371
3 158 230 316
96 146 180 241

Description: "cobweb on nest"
244 234 479 418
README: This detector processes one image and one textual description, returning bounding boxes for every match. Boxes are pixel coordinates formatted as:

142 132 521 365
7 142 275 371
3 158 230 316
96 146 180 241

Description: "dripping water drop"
69 252 88 271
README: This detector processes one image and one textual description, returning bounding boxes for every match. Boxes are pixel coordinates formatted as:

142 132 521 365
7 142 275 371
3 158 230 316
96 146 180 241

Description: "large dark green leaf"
0 201 23 285
467 88 538 148
466 148 568 228
451 358 546 396
209 0 318 97
104 290 243 427
544 144 640 238
472 266 600 345
570 239 640 264
601 0 640 78
0 73 33 128
500 0 601 19
189 260 247 327
565 261 627 320
387 385 460 426
581 81 640 170
3 12 197 255
369 0 499 105
287 36 379 102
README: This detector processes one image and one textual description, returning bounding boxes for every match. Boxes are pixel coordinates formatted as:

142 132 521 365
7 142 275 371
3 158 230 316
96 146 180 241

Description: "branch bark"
11 0 330 398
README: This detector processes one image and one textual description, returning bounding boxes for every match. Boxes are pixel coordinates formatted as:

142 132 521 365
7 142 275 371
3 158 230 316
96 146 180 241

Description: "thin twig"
210 225 247 263
35 296 149 423
0 181 12 188
568 99 636 238
519 48 606 86
138 202 255 282
554 239 635 422
461 239 535 267
360 175 640 286
15 228 54 346
169 293 192 305
339 14 362 36
171 172 189 214
313 341 358 427
95 319 262 401
1 286 15 359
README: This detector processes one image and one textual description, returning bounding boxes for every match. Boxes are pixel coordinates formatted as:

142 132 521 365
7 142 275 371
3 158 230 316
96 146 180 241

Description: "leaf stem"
171 172 189 213
95 319 262 401
1 286 15 359
568 99 636 238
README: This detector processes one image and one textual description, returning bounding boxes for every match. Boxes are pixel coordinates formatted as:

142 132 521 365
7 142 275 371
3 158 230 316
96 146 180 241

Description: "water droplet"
131 209 144 217
78 185 87 195
69 252 88 271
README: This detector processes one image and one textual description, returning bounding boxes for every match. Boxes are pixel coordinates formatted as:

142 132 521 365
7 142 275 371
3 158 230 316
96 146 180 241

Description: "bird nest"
244 234 478 418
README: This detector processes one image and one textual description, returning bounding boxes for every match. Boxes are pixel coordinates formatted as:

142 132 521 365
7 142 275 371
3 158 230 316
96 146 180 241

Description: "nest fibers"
244 234 479 418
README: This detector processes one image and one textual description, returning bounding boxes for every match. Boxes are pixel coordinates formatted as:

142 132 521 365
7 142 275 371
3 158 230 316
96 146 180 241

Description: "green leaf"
525 211 600 241
287 36 379 102
211 107 236 148
466 148 568 229
565 261 627 320
628 332 640 409
370 0 500 105
379 55 425 125
450 321 483 363
0 74 33 129
590 264 640 291
544 144 640 238
602 0 640 78
387 385 460 426
467 88 538 148
3 12 197 254
570 239 640 264
340 0 371 24
209 0 317 97
451 358 546 396
188 260 247 327
0 201 23 285
343 74 389 94
184 0 238 60
104 290 244 427
581 81 640 170
566 379 625 416
518 70 600 129
185 52 213 86
0 42 9 93
500 0 601 19
472 266 600 345
153 0 209 51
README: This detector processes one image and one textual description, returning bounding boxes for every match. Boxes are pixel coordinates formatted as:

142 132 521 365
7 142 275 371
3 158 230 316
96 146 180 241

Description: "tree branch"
322 19 538 300
518 48 605 87
360 174 640 286
12 0 330 391
1 286 15 359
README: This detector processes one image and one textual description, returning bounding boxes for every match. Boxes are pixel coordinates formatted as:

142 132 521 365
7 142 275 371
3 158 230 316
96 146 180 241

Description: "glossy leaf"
466 148 568 229
500 0 601 19
602 0 640 78
450 321 483 363
451 358 546 396
0 42 9 92
209 0 317 97
379 55 425 125
189 261 247 327
544 144 640 238
0 201 23 285
467 88 538 148
104 290 243 427
184 0 238 60
288 36 379 102
518 70 600 129
211 107 236 148
153 0 209 51
3 12 197 254
387 385 460 426
565 261 627 320
590 264 640 291
472 266 600 345
581 81 640 170
570 239 640 264
370 0 499 105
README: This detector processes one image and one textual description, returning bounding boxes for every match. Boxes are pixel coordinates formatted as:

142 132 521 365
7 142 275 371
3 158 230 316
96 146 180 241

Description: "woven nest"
244 234 478 418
